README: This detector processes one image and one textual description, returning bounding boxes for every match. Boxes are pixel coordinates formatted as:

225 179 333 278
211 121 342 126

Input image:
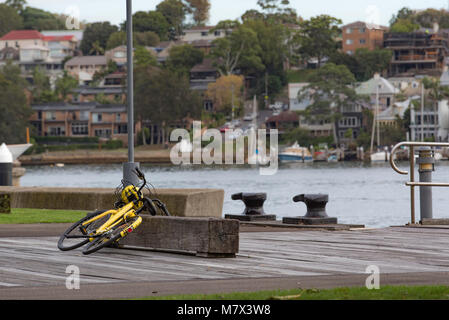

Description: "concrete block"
0 187 224 218
120 216 239 258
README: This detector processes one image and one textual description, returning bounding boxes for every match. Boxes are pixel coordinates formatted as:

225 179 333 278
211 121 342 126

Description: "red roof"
0 30 44 41
44 35 76 42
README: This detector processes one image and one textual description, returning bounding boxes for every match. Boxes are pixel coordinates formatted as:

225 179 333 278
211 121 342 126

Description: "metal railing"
390 142 449 224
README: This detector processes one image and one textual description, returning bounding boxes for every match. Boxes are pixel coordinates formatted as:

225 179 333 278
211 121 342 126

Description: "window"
15 41 19 47
359 39 366 44
114 51 125 58
49 127 65 136
214 31 221 36
37 111 42 120
94 129 111 138
386 97 391 107
346 28 352 34
72 122 88 135
45 112 56 121
346 50 353 55
92 113 102 123
346 39 353 45
80 111 89 121
359 28 366 33
116 113 121 122
201 31 208 36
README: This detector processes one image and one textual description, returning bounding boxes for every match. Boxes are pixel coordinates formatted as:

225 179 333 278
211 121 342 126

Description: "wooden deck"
1 227 449 289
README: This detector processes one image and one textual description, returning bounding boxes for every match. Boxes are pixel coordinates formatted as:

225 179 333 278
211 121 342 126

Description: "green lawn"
138 286 449 300
0 209 87 224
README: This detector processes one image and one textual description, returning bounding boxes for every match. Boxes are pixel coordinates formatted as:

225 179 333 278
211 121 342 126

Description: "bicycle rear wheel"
57 210 109 251
82 215 142 255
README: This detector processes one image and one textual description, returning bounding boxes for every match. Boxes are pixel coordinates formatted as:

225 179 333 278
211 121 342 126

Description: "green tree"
390 18 420 33
30 67 56 103
134 66 202 143
166 44 204 75
5 0 26 14
80 22 118 55
21 6 65 30
134 46 158 68
55 71 78 101
0 4 24 37
106 31 160 50
210 22 264 76
156 0 186 39
0 63 32 144
297 63 362 144
296 15 342 68
130 11 170 40
184 0 210 26
389 7 414 26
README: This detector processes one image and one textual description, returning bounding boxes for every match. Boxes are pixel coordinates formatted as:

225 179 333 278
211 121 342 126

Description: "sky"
5 0 449 27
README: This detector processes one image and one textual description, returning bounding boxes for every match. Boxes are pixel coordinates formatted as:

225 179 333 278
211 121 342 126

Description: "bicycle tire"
82 216 141 255
57 210 108 251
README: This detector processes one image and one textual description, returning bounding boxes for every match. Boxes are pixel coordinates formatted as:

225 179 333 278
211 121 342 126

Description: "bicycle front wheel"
57 210 109 251
82 215 142 255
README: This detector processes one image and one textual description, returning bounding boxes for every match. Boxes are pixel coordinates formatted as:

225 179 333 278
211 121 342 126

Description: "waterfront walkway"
1 225 449 299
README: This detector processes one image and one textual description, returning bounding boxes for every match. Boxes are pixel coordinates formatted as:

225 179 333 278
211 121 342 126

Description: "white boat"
370 150 390 162
5 144 32 161
278 142 313 163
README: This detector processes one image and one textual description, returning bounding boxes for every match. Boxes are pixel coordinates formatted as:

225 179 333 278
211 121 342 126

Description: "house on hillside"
65 55 107 85
355 75 399 112
341 21 388 55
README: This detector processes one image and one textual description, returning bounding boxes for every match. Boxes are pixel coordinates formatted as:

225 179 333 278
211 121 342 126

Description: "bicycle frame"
81 202 136 240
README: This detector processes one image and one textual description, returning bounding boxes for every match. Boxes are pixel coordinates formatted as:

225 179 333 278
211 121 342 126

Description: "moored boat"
279 142 313 163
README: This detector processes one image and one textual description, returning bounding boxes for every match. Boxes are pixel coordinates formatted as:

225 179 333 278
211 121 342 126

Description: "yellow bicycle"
57 168 170 255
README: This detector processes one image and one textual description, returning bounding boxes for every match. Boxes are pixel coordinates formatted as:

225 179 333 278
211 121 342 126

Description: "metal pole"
123 0 139 186
417 147 434 221
421 83 425 142
409 146 415 224
376 77 380 148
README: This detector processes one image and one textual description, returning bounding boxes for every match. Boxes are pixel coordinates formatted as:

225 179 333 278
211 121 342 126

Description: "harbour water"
21 162 449 228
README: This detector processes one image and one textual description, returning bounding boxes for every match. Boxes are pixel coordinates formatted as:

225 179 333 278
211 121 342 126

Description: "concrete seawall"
0 187 224 218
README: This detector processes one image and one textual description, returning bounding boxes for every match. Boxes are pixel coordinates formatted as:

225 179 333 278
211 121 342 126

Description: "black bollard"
225 192 277 222
283 194 338 225
0 144 13 187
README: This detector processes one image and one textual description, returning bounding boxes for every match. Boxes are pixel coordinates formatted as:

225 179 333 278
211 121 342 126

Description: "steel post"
0 144 12 186
417 147 435 221
123 0 139 186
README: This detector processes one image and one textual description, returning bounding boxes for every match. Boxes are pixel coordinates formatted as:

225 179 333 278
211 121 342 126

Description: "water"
20 162 449 228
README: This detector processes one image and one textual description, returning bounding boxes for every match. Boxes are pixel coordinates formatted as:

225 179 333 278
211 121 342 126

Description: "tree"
30 67 56 103
297 63 362 144
21 6 66 30
210 22 263 76
106 31 160 50
0 63 32 144
89 40 105 56
55 71 78 101
131 11 170 40
206 75 244 114
134 46 158 68
184 0 210 26
134 66 202 143
166 44 204 76
390 18 420 33
80 22 118 55
156 0 186 39
389 7 414 26
0 4 23 37
296 15 342 68
5 0 26 14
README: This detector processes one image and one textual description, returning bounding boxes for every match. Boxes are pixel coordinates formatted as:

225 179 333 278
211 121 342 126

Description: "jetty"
1 223 449 299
